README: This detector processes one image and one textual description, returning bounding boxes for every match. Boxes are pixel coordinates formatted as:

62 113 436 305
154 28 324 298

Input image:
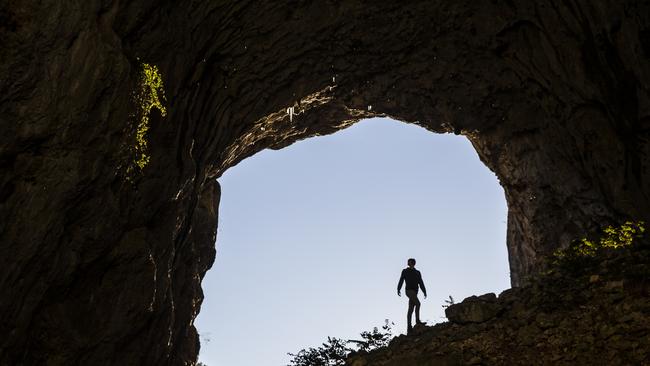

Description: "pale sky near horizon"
195 117 510 366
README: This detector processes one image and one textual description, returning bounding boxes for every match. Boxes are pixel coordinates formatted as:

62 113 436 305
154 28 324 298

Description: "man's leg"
406 290 419 332
407 301 414 331
415 299 422 324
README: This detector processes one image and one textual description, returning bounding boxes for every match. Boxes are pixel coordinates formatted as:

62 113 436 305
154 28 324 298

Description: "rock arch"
1 1 648 364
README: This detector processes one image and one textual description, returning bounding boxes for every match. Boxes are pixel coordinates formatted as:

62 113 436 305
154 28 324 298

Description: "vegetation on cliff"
122 62 167 181
551 221 645 266
287 320 394 366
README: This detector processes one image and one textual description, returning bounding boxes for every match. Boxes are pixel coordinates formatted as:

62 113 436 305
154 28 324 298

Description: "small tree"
348 320 394 352
287 337 351 366
287 320 394 366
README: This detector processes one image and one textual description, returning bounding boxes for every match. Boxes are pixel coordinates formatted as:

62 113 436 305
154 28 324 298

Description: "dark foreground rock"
347 241 650 366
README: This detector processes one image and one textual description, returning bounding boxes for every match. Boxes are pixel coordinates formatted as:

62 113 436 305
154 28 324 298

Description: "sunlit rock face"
1 1 649 364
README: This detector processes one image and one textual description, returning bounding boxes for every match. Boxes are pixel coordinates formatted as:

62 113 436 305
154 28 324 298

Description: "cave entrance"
196 118 509 366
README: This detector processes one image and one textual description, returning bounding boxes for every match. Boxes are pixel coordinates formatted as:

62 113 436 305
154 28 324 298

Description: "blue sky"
195 118 509 365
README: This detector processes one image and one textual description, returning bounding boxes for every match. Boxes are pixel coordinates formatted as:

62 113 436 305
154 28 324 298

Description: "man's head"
407 258 416 267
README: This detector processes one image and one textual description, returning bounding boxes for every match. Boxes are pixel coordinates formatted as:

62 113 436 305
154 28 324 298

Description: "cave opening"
196 118 509 366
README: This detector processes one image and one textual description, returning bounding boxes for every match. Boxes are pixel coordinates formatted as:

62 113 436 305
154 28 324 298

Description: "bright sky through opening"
196 117 510 366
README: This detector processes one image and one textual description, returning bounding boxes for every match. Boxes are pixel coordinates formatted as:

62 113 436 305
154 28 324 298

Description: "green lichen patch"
121 62 168 182
133 62 167 170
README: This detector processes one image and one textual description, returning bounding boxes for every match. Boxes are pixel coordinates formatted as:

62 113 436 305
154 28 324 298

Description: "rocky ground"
346 238 650 366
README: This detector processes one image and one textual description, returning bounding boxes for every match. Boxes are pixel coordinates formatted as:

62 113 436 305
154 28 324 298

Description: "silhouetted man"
397 258 427 333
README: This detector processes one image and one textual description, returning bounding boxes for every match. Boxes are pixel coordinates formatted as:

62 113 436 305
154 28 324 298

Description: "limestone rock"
445 293 502 324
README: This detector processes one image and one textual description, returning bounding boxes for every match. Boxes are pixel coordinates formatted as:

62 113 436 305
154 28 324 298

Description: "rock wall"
1 1 649 364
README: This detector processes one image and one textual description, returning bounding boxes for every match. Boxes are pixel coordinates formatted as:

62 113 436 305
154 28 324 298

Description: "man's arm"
397 270 405 296
418 271 427 297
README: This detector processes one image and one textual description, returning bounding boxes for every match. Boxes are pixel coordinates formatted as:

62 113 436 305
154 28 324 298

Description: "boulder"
445 293 502 324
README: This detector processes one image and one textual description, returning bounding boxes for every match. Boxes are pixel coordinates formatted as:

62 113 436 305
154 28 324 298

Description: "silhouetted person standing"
397 258 427 333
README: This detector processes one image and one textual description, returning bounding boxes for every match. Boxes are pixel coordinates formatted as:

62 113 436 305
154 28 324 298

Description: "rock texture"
347 239 650 366
1 1 649 364
445 293 502 325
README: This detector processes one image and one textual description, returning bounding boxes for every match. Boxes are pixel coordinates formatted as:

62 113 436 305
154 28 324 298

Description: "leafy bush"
551 221 645 267
348 320 394 352
287 320 394 366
